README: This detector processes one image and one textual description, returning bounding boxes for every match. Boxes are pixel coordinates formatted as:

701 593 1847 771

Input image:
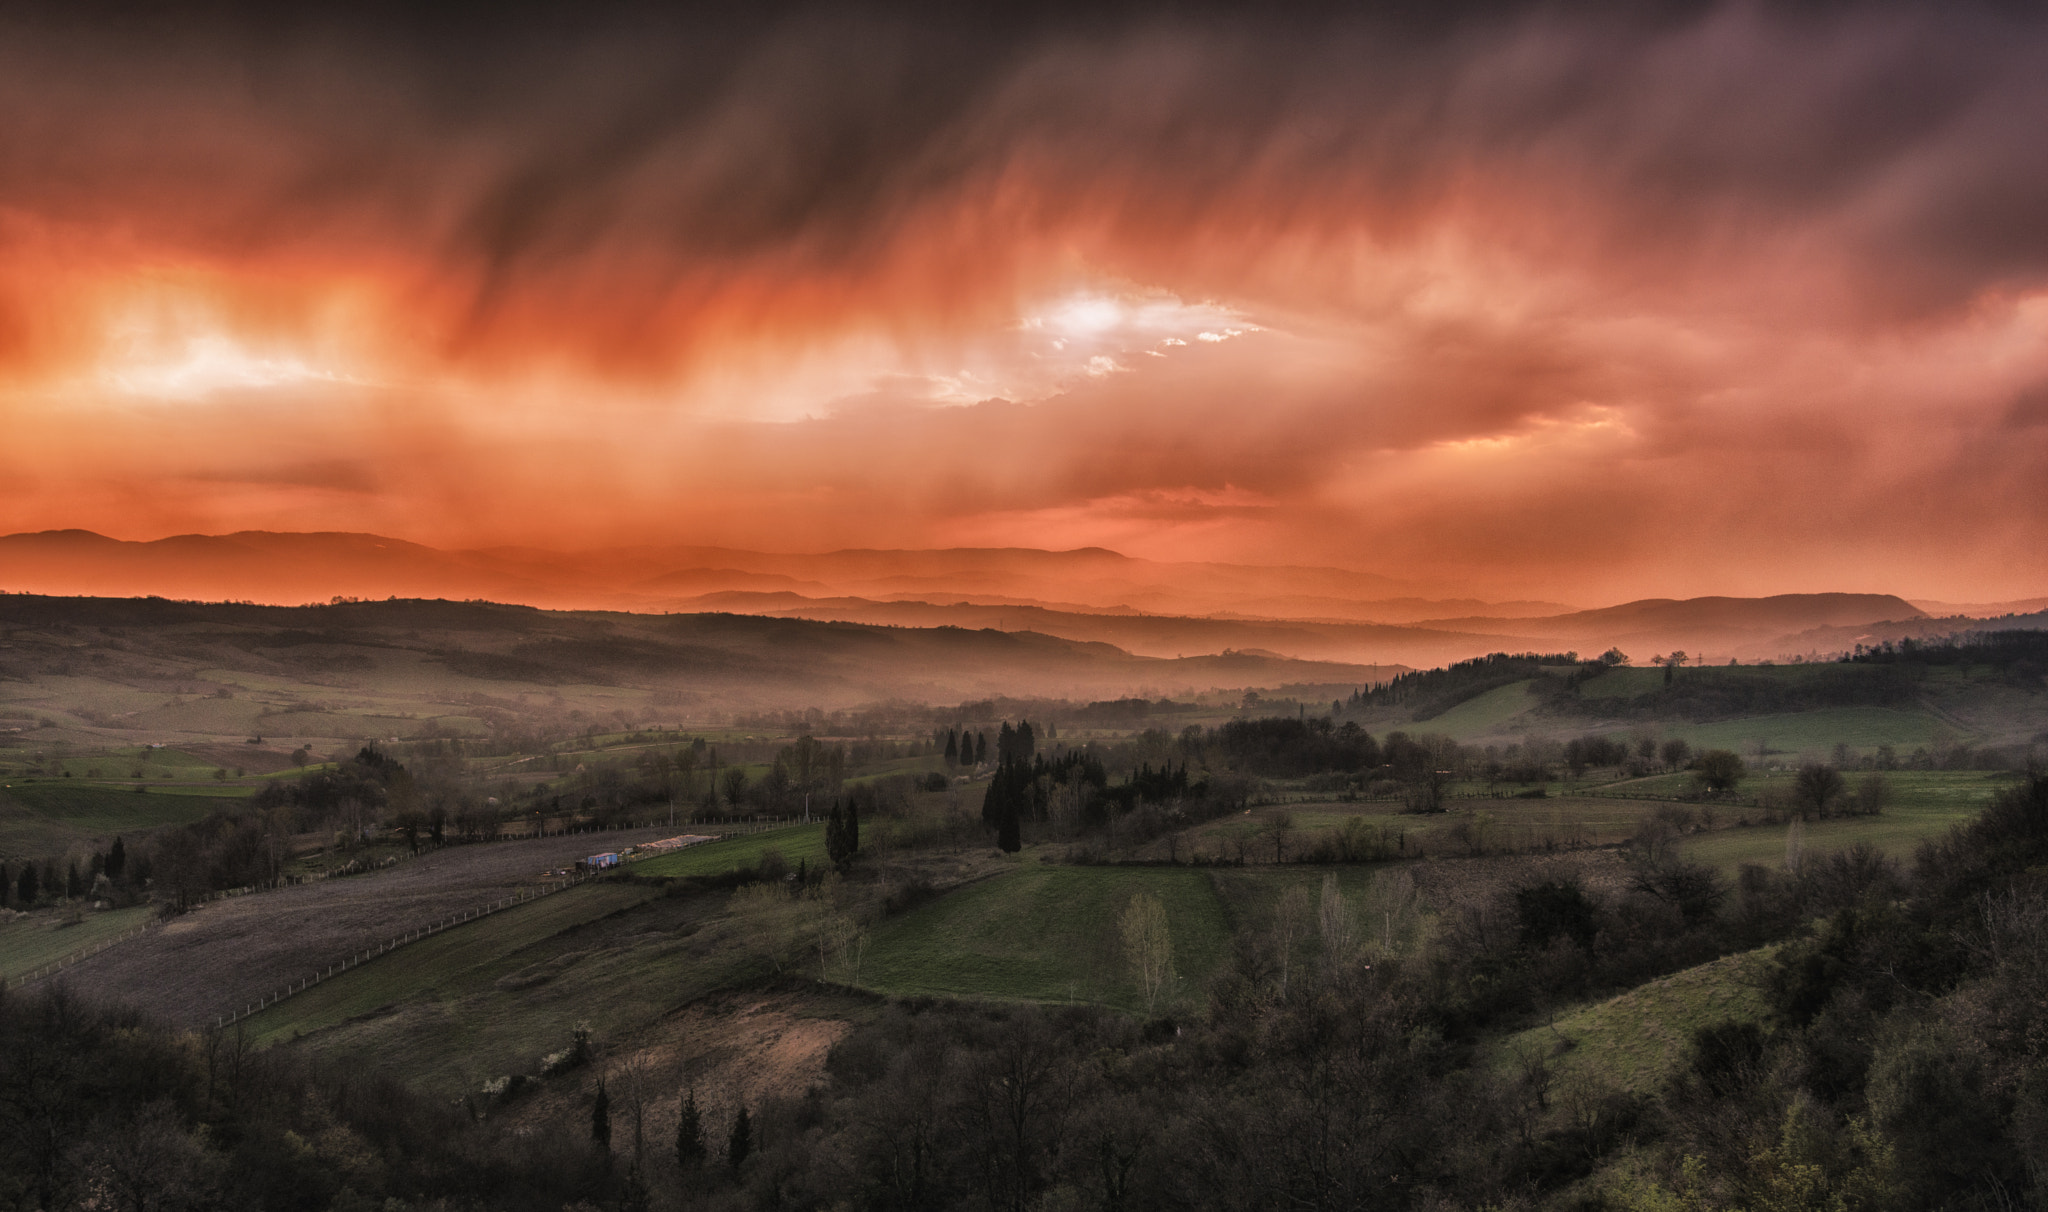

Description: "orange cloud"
1 4 2047 604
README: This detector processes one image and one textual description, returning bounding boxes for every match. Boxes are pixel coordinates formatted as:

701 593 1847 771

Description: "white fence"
4 918 161 991
210 817 807 1029
212 877 582 1030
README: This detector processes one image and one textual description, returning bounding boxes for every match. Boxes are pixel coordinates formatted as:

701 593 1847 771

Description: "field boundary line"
5 917 162 991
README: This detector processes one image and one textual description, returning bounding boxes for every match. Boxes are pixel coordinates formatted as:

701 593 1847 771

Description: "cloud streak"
1 2 2046 603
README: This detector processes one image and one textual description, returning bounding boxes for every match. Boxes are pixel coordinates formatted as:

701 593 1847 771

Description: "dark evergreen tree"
845 801 859 857
676 1088 706 1170
16 862 36 905
944 730 959 766
996 719 1038 765
826 803 849 865
66 862 82 899
997 799 1021 852
591 1080 612 1152
728 1104 752 1171
974 732 987 765
0 862 9 907
983 756 1029 852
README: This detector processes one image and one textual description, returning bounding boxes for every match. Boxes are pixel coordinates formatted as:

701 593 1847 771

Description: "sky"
2 1 2046 605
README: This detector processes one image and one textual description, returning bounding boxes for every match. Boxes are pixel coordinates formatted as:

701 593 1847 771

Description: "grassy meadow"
0 903 155 983
240 881 676 1085
629 823 828 878
857 860 1237 1010
0 782 248 854
1489 944 1779 1098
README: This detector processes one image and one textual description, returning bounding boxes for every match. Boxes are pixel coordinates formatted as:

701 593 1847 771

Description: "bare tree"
613 1049 655 1174
1268 812 1293 863
1361 868 1420 959
1119 892 1176 1015
1272 885 1311 996
1319 874 1357 971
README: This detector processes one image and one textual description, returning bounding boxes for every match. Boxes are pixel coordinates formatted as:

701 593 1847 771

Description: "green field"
1181 796 1697 861
242 882 657 1042
0 904 155 983
1490 944 1778 1097
858 862 1237 1011
0 783 246 856
630 823 827 878
242 881 720 1093
1671 707 1950 756
1590 769 2018 872
1420 680 1542 739
1681 807 1986 873
251 883 775 1097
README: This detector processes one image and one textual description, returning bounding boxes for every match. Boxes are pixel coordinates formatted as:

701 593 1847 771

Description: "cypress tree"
17 863 37 906
591 1080 612 1152
846 802 859 857
997 798 1021 853
944 731 958 766
728 1104 752 1170
826 803 849 865
974 732 987 765
0 862 9 907
66 862 82 900
676 1088 706 1170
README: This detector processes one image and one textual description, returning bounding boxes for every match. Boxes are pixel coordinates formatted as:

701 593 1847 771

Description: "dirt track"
57 825 690 1028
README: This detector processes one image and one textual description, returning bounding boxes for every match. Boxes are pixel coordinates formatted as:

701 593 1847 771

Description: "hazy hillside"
659 592 1540 667
0 595 1407 751
1 532 2011 670
1415 592 1925 660
0 530 1449 620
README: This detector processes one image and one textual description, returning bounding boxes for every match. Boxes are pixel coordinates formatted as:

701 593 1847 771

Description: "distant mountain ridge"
0 528 1465 622
0 593 1410 712
0 529 1962 666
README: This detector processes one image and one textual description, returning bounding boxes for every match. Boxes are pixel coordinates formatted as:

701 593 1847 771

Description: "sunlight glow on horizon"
0 5 2045 603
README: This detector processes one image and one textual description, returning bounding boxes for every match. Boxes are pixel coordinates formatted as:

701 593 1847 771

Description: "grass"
241 881 657 1044
0 904 156 982
250 882 763 1097
0 783 245 856
858 861 1236 1011
1179 796 1689 862
1670 707 1951 755
1490 945 1779 1098
855 860 1439 1012
1585 769 2020 873
1681 802 2000 876
630 823 827 878
1419 680 1541 739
